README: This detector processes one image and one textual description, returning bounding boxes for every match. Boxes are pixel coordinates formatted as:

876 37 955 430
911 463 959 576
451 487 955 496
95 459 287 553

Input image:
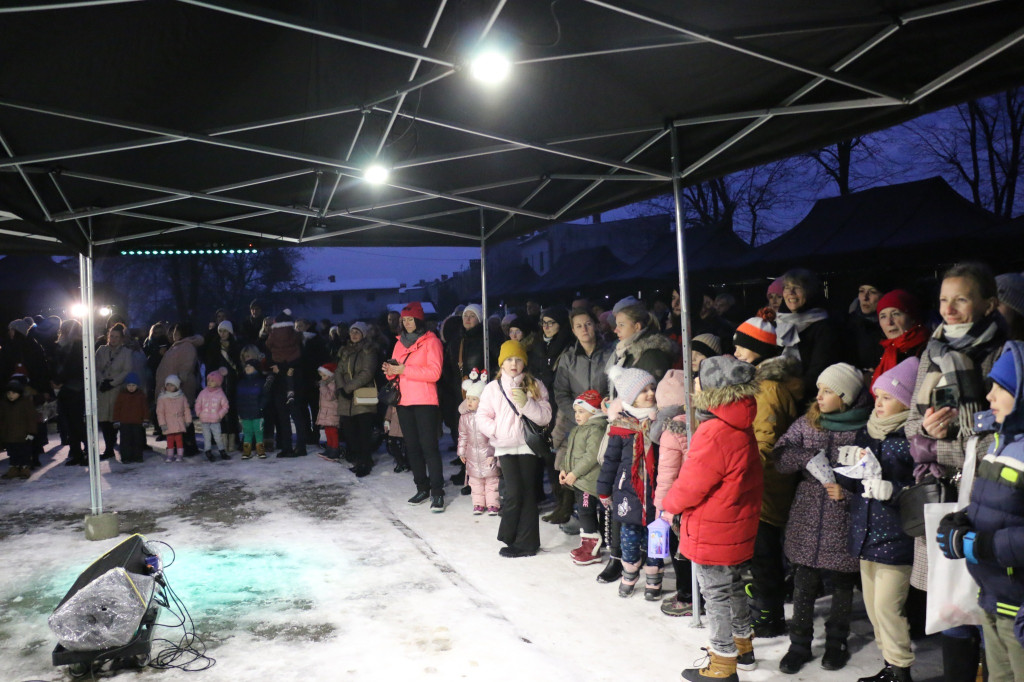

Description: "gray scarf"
775 308 829 361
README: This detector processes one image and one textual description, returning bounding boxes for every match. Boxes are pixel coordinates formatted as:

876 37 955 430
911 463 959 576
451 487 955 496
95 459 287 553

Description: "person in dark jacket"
847 280 887 372
937 341 1024 682
836 357 920 682
529 306 574 520
236 358 272 459
776 268 847 404
53 320 87 466
0 379 38 479
205 320 242 452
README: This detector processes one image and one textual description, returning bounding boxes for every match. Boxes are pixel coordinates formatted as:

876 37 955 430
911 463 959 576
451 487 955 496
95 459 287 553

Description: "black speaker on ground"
54 534 149 611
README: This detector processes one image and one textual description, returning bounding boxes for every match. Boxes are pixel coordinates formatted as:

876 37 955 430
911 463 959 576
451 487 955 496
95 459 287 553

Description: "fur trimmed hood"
692 380 759 412
755 355 801 383
629 327 675 357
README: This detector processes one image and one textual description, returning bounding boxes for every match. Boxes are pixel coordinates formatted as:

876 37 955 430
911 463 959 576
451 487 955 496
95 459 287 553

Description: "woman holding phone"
905 261 1007 681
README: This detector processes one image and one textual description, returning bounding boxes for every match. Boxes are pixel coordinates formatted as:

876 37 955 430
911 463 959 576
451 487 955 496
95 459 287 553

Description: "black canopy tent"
2 1 1024 553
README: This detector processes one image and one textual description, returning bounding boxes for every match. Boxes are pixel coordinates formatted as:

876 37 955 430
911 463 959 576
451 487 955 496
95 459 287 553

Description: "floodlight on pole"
98 306 112 317
364 163 390 185
70 303 88 318
469 50 511 84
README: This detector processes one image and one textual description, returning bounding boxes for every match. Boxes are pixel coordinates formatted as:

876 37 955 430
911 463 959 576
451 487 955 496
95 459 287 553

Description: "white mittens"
861 479 894 501
836 445 862 466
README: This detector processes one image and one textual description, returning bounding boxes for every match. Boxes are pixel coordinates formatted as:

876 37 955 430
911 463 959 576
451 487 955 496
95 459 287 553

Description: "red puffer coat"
662 383 763 567
386 331 443 407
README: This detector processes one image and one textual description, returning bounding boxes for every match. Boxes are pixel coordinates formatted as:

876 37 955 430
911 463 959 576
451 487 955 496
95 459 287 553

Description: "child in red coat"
663 356 763 682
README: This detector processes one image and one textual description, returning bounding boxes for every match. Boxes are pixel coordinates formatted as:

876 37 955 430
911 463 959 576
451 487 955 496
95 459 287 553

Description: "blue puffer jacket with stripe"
966 340 1024 619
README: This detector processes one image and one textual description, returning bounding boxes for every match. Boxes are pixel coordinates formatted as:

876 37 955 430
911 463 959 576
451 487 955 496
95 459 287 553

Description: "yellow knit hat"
498 340 528 367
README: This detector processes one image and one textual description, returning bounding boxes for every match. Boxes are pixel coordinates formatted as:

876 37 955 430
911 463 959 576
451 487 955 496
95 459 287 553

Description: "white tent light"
469 50 511 84
70 303 87 318
98 306 112 317
364 163 390 185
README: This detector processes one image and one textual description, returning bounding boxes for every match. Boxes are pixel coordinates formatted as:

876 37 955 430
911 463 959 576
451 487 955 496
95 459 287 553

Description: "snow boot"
644 567 665 601
256 442 267 459
205 450 216 462
821 638 850 671
542 486 575 524
596 556 623 583
241 442 253 460
941 632 981 682
570 532 603 565
174 448 184 462
734 636 756 671
682 649 739 682
219 449 231 461
619 561 641 598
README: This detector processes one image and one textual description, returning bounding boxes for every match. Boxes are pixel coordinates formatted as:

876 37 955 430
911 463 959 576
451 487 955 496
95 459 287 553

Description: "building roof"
305 277 401 293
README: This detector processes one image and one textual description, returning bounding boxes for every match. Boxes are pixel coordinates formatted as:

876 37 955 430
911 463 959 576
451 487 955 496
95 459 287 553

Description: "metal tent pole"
479 208 490 377
669 125 701 628
79 249 101 514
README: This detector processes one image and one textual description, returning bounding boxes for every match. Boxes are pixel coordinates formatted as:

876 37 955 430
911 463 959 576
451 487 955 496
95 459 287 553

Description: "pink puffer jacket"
156 391 192 434
385 331 443 407
458 401 498 478
317 378 339 427
194 384 229 423
475 373 552 450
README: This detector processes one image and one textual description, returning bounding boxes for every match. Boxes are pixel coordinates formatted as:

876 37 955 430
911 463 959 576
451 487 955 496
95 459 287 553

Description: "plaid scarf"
609 413 655 525
915 317 1001 437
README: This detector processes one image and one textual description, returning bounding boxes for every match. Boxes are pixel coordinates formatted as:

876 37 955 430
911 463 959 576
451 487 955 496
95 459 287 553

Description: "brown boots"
256 442 267 459
241 442 253 460
682 649 739 681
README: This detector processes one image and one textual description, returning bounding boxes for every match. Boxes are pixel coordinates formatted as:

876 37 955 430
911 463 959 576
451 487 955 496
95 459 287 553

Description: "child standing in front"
560 389 608 566
113 371 149 463
459 370 500 515
156 374 191 463
835 356 919 682
195 370 231 461
937 341 1024 682
316 363 340 461
598 366 662 599
775 362 871 674
662 356 763 682
0 379 38 479
236 359 270 459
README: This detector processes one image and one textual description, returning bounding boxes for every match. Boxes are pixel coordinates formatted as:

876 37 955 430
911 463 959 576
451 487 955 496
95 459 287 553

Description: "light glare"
470 51 511 84
364 164 390 185
70 303 87 318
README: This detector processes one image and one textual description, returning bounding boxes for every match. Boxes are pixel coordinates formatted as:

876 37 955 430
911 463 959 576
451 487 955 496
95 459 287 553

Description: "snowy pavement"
1 437 943 681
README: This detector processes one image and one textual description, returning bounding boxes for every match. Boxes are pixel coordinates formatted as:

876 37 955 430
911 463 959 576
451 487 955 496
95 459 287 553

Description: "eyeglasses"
541 320 557 327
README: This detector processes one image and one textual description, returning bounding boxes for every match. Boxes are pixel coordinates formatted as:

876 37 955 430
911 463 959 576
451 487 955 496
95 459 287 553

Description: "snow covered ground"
1 435 944 681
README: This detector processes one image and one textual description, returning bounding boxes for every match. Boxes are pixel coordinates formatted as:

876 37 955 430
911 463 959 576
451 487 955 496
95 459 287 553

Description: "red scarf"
870 324 929 394
608 416 655 524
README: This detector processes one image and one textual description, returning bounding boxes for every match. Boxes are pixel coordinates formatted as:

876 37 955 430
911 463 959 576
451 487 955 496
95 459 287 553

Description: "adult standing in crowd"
156 322 203 456
95 323 132 460
905 262 1007 680
776 268 846 403
598 298 674 584
548 306 610 525
335 322 379 477
529 306 573 521
53 319 87 466
239 299 265 346
384 302 446 511
848 279 887 372
870 289 929 393
143 322 170 440
996 272 1024 341
205 319 242 452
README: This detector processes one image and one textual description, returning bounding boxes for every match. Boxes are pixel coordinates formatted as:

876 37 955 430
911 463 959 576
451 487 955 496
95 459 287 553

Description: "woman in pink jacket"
383 302 446 511
476 340 552 558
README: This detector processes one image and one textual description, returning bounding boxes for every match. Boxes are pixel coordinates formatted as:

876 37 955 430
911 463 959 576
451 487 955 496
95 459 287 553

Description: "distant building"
279 276 402 324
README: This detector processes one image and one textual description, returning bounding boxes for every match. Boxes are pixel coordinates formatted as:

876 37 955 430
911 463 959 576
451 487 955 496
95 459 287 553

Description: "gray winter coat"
334 340 378 417
551 340 612 463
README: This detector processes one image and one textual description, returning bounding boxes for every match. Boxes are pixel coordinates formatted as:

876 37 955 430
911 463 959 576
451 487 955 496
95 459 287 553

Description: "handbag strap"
496 378 524 418
958 436 979 507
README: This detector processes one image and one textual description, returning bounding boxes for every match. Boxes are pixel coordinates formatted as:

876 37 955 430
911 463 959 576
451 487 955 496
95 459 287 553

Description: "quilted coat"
156 391 191 434
562 414 608 496
386 331 443 407
457 401 498 479
661 381 763 566
317 377 339 428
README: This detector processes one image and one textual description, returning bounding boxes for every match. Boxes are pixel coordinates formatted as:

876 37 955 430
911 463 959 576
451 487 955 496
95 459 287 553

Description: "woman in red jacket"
663 355 763 682
383 302 446 512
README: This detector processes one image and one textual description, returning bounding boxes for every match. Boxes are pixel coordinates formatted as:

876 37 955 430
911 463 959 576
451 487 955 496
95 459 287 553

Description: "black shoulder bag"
497 379 550 459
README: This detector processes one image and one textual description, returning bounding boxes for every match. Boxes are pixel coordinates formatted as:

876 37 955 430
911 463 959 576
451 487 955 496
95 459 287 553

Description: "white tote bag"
924 437 985 634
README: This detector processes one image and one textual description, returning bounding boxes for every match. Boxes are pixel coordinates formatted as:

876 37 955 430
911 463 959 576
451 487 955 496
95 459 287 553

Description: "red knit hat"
573 389 603 414
401 301 425 320
876 289 922 322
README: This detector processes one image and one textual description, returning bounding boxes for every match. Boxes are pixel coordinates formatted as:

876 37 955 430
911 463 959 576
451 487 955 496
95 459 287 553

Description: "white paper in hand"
805 450 835 485
834 447 882 480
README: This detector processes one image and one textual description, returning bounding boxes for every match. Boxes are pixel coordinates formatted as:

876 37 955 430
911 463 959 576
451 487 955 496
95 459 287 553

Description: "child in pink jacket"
195 370 231 461
156 374 191 463
316 363 340 460
459 370 499 515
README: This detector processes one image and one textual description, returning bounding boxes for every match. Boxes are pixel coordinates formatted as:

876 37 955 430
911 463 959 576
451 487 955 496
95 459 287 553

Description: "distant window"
331 294 344 314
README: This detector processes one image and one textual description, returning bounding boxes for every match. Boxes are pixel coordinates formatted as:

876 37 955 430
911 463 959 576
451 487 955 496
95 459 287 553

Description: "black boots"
858 663 913 682
542 486 575 524
596 556 623 583
941 632 981 682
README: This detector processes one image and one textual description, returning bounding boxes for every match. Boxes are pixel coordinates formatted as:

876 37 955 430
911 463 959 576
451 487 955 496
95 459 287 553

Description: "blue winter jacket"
836 426 916 565
965 340 1024 619
597 429 657 528
236 371 270 421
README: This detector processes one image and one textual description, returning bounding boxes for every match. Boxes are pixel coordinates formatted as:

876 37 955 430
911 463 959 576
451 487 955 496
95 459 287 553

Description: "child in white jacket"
459 370 500 515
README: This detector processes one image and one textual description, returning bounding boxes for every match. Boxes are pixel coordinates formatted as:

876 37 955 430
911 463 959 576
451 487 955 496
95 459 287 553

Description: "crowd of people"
2 262 1024 682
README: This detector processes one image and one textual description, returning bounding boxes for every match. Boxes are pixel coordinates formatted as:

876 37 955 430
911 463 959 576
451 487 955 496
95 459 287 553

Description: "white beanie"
817 363 865 407
463 304 483 322
218 320 234 334
608 365 655 406
164 374 182 389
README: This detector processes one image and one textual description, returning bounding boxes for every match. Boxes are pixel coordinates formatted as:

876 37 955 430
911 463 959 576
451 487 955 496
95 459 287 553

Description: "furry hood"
692 380 759 412
755 355 801 383
629 327 675 357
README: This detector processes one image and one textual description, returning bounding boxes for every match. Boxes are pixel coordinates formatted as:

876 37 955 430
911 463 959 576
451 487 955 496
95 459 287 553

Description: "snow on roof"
304 277 401 292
